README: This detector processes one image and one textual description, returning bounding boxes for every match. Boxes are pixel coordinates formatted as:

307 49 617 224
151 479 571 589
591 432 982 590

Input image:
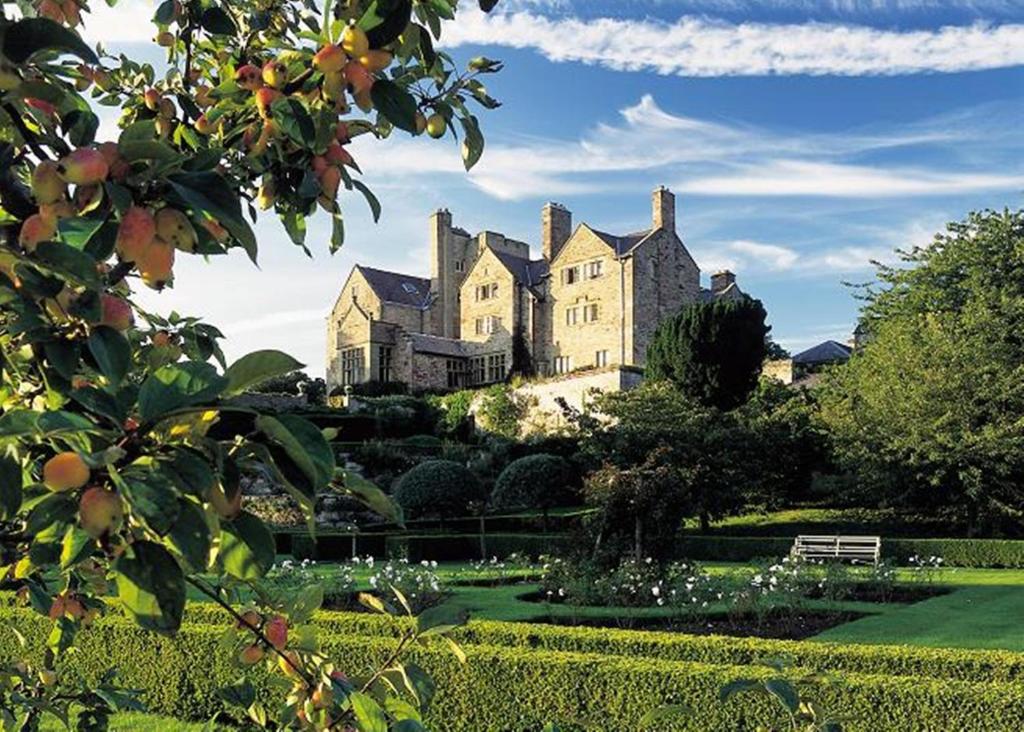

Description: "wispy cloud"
446 7 1024 76
359 94 1024 202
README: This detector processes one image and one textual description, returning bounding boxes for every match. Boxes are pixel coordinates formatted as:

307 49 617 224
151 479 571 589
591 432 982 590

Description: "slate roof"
493 251 549 294
357 266 432 309
588 226 653 255
408 333 466 357
793 340 852 366
699 282 744 303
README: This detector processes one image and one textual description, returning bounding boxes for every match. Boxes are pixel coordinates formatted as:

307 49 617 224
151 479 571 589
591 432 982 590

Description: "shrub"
3 606 1024 730
673 535 1024 568
493 454 574 521
393 460 487 520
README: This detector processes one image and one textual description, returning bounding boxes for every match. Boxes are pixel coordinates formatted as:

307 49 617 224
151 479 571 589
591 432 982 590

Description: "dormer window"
401 282 419 295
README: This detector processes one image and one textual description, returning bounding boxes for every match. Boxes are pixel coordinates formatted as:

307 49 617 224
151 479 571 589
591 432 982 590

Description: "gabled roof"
588 226 653 255
493 251 549 292
793 340 852 366
408 333 466 357
356 266 432 309
699 281 744 303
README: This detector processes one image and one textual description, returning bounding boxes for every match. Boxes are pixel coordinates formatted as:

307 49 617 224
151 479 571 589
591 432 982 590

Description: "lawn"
322 561 1024 652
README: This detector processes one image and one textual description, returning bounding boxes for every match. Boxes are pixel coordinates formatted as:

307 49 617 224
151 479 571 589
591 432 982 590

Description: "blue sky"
82 0 1024 376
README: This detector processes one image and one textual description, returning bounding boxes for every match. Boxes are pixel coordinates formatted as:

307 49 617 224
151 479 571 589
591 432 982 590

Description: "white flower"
651 586 661 597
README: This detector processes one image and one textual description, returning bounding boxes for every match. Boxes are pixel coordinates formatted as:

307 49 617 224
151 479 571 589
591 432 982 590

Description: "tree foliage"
0 0 501 727
492 453 573 516
646 297 770 410
818 209 1024 533
393 459 486 520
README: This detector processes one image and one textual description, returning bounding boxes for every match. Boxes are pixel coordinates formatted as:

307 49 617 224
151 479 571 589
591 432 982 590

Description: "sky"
78 0 1024 376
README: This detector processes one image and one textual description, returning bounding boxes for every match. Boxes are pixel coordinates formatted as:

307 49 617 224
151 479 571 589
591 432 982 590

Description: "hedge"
178 606 1024 685
287 532 574 561
675 535 1024 568
3 606 1024 731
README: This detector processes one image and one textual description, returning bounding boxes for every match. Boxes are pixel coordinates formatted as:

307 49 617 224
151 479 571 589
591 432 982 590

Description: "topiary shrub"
393 460 486 521
493 454 575 527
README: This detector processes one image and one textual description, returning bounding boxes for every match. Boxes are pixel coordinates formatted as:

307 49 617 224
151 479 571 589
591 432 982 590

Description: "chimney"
652 185 675 232
711 270 736 294
542 202 572 262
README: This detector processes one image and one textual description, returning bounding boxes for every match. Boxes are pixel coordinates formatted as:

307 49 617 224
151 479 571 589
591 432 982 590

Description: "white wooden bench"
791 535 881 565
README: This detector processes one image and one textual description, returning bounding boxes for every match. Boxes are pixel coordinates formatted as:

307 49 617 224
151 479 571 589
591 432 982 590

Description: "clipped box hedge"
3 606 1024 731
180 605 1024 685
675 535 1024 568
287 532 573 561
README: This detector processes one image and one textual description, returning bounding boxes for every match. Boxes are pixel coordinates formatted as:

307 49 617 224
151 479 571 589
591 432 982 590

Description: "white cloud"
675 159 1024 198
694 238 900 276
729 240 800 269
446 8 1024 76
359 94 1023 202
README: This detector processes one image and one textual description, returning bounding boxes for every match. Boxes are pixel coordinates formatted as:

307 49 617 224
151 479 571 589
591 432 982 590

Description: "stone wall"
459 246 517 375
507 366 645 434
763 358 795 385
629 228 701 365
547 228 625 372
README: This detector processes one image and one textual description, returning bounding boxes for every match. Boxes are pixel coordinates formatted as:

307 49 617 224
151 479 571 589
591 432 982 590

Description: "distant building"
326 187 746 393
765 339 853 387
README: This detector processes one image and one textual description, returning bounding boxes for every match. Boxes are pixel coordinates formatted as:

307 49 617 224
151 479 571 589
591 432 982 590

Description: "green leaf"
349 692 387 732
392 720 426 732
256 414 334 493
201 7 237 35
341 470 401 524
459 114 484 171
0 409 94 437
764 678 800 713
114 541 185 634
719 679 763 703
166 498 211 572
220 511 275 580
2 18 98 64
43 339 80 381
351 180 381 222
399 664 436 710
370 80 419 133
137 362 228 423
223 350 304 396
70 386 127 425
118 469 181 536
33 241 100 287
216 679 255 708
88 326 132 386
62 110 99 147
271 97 316 148
416 603 467 637
0 455 23 520
58 214 108 250
153 0 178 24
60 526 94 569
119 140 181 164
167 172 257 261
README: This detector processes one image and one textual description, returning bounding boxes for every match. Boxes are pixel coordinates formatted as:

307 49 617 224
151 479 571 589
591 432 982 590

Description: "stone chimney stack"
429 208 456 337
541 202 572 262
711 270 736 294
652 185 675 232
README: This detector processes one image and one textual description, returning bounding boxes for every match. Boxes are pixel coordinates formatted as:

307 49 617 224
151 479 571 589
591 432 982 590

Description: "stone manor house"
326 187 744 393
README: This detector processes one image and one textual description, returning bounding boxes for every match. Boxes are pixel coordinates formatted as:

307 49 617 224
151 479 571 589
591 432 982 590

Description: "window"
401 282 419 295
487 353 507 383
582 303 599 322
468 357 486 385
455 259 465 273
595 350 608 367
565 307 579 326
377 346 393 382
446 359 466 388
553 355 572 374
340 347 364 386
585 260 603 279
486 315 502 333
475 282 498 301
475 318 485 335
562 265 580 285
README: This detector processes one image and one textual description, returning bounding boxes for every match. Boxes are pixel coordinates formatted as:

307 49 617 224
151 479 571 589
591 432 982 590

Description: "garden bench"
791 534 881 565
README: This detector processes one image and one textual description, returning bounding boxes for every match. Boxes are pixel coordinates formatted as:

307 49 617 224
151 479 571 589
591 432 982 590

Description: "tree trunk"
699 511 710 533
541 507 549 534
478 514 487 560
